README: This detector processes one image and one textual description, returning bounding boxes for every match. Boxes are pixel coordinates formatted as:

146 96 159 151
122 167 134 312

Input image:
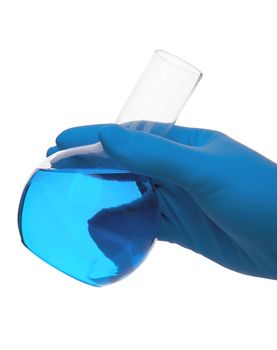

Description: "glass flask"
18 50 202 287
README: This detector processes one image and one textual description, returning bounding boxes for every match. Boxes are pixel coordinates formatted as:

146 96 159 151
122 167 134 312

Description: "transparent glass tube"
116 49 202 135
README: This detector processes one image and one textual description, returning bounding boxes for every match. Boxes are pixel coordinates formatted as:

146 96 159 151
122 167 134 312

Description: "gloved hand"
47 123 277 279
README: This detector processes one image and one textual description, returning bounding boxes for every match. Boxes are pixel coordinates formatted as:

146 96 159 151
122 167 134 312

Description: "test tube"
116 49 202 135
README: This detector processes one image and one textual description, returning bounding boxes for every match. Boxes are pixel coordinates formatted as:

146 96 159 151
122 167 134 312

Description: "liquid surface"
18 169 159 286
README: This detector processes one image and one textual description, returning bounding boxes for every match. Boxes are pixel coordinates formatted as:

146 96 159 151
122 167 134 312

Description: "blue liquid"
18 169 159 287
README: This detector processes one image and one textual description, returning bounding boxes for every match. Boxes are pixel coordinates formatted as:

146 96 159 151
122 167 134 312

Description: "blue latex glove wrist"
48 123 277 279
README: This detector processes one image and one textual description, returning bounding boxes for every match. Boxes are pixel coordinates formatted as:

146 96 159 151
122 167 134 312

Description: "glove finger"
56 122 217 149
98 124 203 190
46 146 60 157
166 125 218 146
56 124 107 149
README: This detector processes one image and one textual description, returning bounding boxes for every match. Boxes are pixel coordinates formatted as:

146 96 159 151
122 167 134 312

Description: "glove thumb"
98 124 201 189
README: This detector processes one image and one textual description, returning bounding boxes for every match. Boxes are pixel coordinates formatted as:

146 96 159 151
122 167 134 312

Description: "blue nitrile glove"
47 123 277 279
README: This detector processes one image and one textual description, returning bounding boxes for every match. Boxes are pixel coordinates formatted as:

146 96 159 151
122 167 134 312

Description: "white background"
0 1 277 349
